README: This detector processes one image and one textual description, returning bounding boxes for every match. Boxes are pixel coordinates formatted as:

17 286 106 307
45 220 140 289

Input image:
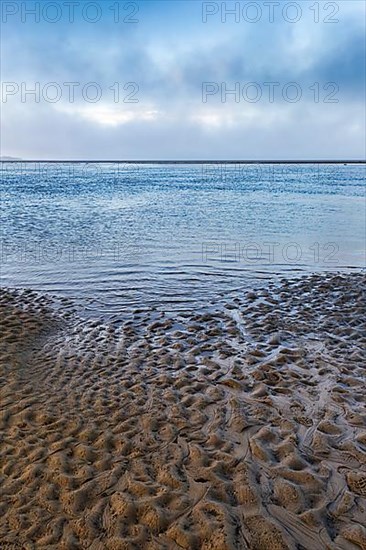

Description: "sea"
1 162 365 318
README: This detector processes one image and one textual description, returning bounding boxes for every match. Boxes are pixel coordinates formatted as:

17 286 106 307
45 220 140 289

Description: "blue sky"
1 0 365 159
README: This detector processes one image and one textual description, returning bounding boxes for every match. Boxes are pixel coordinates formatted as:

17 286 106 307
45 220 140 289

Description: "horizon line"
1 159 366 165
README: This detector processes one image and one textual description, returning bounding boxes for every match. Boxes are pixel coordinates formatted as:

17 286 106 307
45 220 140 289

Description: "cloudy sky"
1 0 365 159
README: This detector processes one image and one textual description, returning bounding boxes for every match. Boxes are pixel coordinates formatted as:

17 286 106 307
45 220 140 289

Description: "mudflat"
1 272 365 549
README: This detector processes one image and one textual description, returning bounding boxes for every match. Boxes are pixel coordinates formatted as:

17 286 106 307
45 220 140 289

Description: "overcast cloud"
1 0 365 159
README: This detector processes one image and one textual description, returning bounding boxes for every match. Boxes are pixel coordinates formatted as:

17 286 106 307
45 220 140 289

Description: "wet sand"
0 272 365 549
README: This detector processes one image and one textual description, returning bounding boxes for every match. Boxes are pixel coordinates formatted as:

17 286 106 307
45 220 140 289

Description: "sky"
1 0 365 160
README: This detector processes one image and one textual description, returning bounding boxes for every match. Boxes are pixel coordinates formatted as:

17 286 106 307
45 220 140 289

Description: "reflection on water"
1 163 365 317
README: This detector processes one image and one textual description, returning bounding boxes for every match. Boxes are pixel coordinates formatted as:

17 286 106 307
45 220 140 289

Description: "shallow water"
1 162 365 317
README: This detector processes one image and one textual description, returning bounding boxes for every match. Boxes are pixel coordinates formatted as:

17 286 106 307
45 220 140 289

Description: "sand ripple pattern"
0 273 365 549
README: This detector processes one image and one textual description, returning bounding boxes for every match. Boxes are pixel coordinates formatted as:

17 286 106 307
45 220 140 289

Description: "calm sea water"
1 163 365 317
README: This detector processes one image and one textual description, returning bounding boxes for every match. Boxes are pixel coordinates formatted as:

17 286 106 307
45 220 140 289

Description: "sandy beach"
0 272 365 549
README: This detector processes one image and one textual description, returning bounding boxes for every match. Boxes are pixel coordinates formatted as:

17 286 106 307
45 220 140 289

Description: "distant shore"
1 272 365 549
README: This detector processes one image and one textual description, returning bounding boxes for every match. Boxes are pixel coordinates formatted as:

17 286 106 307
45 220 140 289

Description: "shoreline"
1 271 365 549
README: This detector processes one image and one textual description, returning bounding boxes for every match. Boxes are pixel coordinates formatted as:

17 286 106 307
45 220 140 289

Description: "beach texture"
1 272 365 549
